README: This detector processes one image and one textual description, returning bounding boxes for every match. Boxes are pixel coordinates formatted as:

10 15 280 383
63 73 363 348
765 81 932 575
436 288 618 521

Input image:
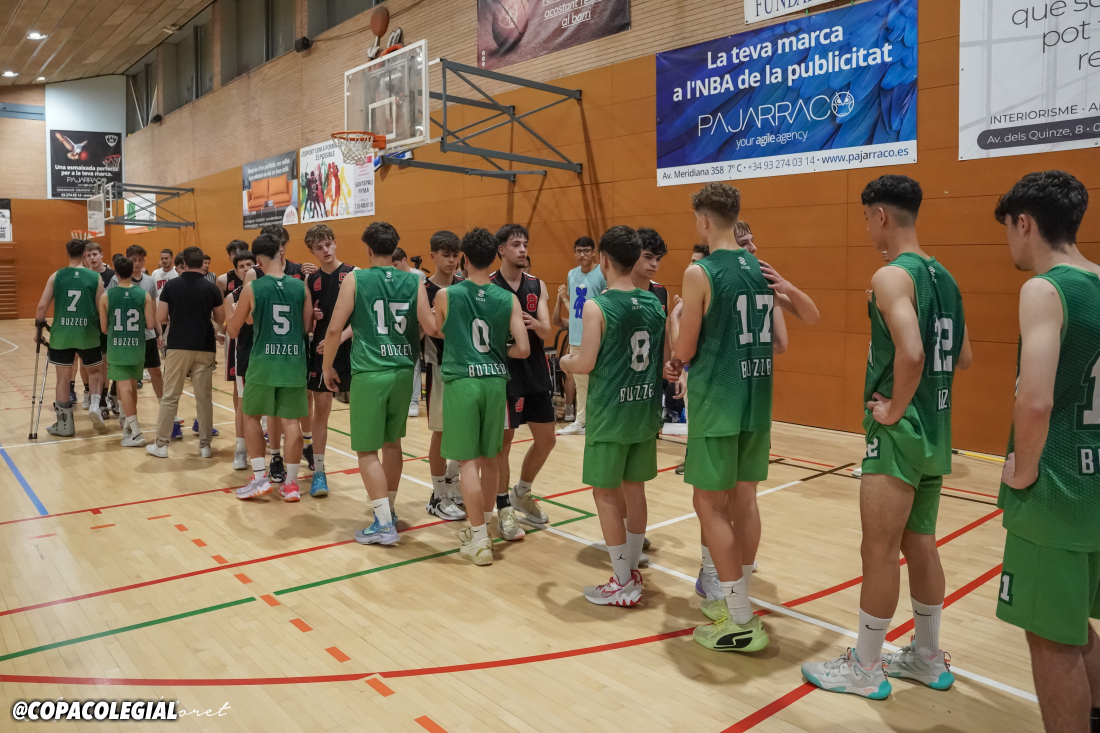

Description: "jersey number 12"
112 308 141 332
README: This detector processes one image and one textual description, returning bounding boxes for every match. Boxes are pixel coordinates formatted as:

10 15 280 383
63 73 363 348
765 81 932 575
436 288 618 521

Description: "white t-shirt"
151 267 178 298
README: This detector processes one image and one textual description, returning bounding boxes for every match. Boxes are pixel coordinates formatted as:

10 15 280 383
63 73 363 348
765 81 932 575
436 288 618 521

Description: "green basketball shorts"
997 531 1100 646
583 438 658 489
350 368 413 453
107 362 143 382
441 377 507 461
243 382 308 420
684 429 770 491
862 419 942 534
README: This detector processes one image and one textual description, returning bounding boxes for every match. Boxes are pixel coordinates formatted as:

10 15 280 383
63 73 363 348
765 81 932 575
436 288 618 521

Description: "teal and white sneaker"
884 643 954 690
309 470 329 497
802 649 891 700
354 517 399 546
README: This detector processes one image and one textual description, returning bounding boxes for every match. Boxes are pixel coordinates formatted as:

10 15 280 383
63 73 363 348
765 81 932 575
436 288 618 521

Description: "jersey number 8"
630 330 650 372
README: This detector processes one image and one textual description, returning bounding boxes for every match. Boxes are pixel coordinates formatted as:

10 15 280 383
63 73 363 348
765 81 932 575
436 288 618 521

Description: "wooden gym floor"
0 319 1040 732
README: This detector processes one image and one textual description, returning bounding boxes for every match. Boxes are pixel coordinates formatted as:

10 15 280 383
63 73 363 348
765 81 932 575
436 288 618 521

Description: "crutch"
28 324 50 440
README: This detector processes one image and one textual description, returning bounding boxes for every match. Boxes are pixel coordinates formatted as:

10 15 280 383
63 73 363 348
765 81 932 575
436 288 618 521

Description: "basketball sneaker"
695 567 723 600
426 494 466 520
88 403 105 428
145 443 168 458
883 642 954 690
801 649 891 699
446 481 465 511
497 506 525 541
700 599 728 622
191 419 218 436
693 615 769 653
564 405 575 422
233 448 248 470
408 402 419 418
309 470 329 498
81 390 91 410
675 462 685 475
509 488 548 525
355 517 400 546
302 444 315 470
69 384 77 403
853 467 863 478
279 482 300 502
583 570 642 606
170 421 183 440
121 431 147 448
458 527 493 565
237 475 272 500
556 421 584 436
200 445 212 458
269 454 287 484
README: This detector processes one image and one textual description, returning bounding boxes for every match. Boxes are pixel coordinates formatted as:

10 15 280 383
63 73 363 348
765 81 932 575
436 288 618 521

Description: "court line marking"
0 338 19 355
0 440 47 516
1 421 235 449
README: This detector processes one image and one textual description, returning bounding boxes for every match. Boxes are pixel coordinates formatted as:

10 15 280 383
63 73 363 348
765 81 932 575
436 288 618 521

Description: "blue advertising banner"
655 0 917 186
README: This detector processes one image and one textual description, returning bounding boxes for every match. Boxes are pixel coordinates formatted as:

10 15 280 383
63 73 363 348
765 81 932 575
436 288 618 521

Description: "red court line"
90 524 114 530
943 485 999 499
326 647 350 663
29 533 55 539
886 562 1003 642
721 684 817 733
290 618 312 633
365 677 394 696
416 716 449 733
147 514 171 520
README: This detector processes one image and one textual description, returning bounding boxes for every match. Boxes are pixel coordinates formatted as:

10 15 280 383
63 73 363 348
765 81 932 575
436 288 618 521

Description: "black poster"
49 130 123 200
477 0 631 70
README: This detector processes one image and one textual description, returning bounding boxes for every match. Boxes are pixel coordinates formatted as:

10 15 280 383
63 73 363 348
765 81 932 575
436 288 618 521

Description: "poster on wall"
48 130 123 199
959 0 1100 160
298 140 375 223
655 0 917 186
242 150 300 229
124 193 157 233
0 199 11 242
745 0 836 25
476 0 631 70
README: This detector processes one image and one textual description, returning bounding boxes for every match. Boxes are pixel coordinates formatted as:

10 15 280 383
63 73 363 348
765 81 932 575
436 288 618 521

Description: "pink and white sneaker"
279 481 301 502
583 572 642 606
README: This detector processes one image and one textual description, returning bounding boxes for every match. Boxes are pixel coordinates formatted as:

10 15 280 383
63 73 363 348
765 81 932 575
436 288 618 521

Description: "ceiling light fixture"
27 32 47 40
162 25 180 33
2 71 18 78
37 76 45 81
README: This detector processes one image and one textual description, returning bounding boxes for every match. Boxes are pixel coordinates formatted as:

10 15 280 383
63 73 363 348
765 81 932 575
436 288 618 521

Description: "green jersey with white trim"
350 266 421 373
248 274 307 387
105 285 147 365
51 267 101 350
440 279 512 383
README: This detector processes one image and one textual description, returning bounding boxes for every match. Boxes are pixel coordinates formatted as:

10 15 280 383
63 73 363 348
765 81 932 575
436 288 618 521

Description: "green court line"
0 597 256 664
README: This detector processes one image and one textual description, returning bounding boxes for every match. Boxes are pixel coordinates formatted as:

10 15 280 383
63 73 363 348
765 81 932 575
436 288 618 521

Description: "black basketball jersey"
307 263 354 372
423 274 463 365
224 269 243 297
231 285 254 375
253 261 304 280
649 280 669 315
491 269 551 396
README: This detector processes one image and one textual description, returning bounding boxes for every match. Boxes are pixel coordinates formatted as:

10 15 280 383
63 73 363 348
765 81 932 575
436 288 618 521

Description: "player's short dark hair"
599 225 641 272
362 221 400 256
637 228 667 258
84 241 102 253
226 239 248 256
995 170 1088 248
233 251 256 267
430 230 461 254
304 224 334 249
461 228 499 270
692 244 710 257
174 254 185 267
391 247 408 263
691 183 741 227
112 254 127 270
161 248 173 256
261 224 289 245
251 233 281 260
861 175 923 220
126 244 147 258
65 239 88 258
202 254 211 262
182 246 204 269
495 223 529 245
115 257 134 279
574 236 595 251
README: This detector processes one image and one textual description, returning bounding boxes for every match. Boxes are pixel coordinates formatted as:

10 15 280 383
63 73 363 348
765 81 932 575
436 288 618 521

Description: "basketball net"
70 229 99 240
331 132 386 166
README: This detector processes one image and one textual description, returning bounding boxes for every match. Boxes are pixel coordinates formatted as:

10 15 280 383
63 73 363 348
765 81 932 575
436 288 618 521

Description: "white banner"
959 0 1100 160
124 193 156 233
0 200 10 243
297 140 374 223
745 0 836 24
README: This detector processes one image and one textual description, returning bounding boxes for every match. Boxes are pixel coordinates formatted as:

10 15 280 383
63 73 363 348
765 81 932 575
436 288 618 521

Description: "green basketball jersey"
248 274 307 387
687 248 774 437
51 267 101 350
587 289 665 445
864 252 965 476
998 265 1100 551
105 285 147 366
440 279 513 383
350 266 421 374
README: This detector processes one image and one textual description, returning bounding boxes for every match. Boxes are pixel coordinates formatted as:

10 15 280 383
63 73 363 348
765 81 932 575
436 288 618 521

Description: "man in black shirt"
304 224 354 498
225 250 256 470
147 246 225 459
490 224 555 530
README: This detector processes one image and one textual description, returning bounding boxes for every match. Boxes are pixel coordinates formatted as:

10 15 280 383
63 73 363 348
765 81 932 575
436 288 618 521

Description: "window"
158 6 213 114
125 52 156 134
222 0 296 82
308 0 383 38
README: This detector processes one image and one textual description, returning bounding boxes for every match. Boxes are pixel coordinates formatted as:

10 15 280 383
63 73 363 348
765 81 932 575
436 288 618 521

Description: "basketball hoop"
331 131 386 166
70 229 98 240
102 154 121 172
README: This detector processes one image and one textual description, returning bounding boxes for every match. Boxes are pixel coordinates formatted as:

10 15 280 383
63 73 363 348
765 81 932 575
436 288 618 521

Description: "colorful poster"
0 199 10 243
959 0 1100 160
124 193 157 233
298 140 375 223
242 150 299 229
48 130 123 199
655 0 918 185
477 0 631 70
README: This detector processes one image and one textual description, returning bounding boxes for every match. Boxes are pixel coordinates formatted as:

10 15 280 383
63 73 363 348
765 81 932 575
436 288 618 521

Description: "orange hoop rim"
330 131 387 150
70 230 99 240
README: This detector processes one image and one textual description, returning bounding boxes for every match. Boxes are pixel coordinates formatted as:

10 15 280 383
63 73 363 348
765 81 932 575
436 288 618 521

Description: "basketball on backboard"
370 6 390 38
490 0 528 50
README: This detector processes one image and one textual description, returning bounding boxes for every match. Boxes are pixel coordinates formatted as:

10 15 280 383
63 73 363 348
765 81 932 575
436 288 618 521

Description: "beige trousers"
156 349 215 447
574 373 590 427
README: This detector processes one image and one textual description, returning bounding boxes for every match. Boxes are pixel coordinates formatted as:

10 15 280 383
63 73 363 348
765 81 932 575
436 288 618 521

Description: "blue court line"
0 442 48 516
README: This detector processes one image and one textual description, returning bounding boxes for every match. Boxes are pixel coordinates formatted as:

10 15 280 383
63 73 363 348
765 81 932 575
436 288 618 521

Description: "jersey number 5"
373 301 410 335
272 304 291 335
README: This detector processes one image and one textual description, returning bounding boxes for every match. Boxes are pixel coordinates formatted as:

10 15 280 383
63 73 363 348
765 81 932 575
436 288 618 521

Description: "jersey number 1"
1080 353 1100 426
735 293 773 345
373 301 409 334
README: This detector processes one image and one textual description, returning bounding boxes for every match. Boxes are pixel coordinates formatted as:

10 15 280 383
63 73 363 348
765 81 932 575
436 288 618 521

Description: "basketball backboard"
345 40 428 153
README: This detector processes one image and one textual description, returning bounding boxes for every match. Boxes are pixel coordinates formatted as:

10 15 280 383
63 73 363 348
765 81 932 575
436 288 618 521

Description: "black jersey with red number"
649 280 669 315
423 274 463 365
307 263 354 373
491 270 551 396
252 261 304 280
224 269 243 297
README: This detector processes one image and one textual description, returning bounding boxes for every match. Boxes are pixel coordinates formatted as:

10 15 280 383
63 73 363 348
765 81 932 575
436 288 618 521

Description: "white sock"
431 475 448 499
471 524 489 542
626 531 645 571
721 578 754 625
608 543 631 585
126 415 140 433
911 597 942 659
315 454 325 473
484 510 494 526
236 437 245 451
286 463 299 484
251 457 266 480
90 394 100 411
515 478 532 497
446 459 460 479
372 498 393 527
701 544 715 571
855 608 891 669
271 449 281 458
742 564 755 595
388 490 398 512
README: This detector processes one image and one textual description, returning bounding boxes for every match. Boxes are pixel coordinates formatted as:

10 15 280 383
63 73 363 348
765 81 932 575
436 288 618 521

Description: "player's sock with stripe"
302 432 312 448
315 454 325 473
721 579 753 624
514 479 532 497
271 449 281 460
742 565 755 595
855 608 891 668
626 531 645 571
495 492 511 510
701 544 715 572
912 597 942 658
372 498 393 527
608 543 631 585
286 463 299 485
251 457 266 480
431 476 448 499
388 490 397 513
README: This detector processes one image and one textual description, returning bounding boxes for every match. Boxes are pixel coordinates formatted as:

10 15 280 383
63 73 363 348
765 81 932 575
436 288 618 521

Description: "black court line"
777 461 857 482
